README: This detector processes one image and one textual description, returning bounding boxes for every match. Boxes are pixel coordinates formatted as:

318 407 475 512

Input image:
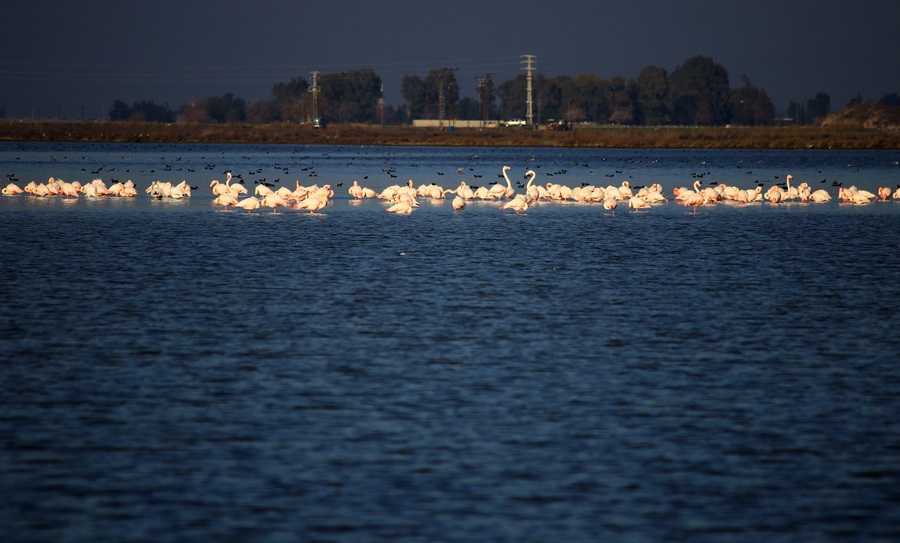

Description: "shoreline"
1 120 899 150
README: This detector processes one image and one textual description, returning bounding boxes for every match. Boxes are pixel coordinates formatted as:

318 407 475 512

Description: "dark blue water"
2 144 900 542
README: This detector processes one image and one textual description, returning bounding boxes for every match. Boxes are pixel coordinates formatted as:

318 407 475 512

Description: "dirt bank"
2 120 898 149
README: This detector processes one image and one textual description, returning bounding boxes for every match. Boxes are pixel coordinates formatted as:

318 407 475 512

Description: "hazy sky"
2 0 898 119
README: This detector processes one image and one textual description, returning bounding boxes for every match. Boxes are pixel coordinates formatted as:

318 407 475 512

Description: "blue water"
2 143 900 542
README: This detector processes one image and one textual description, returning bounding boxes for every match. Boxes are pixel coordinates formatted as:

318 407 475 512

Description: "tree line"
108 55 899 127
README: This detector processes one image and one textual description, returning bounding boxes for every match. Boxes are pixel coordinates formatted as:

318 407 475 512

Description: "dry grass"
1 120 898 149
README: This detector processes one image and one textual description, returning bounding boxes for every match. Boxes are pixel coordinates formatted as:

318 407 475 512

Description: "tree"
205 93 245 123
109 99 174 122
729 75 775 125
109 99 131 121
608 76 637 125
806 92 830 123
669 56 730 125
496 74 527 120
786 101 806 125
880 93 900 107
535 75 567 123
635 65 670 125
320 69 382 123
423 68 459 119
245 99 279 123
400 75 426 120
271 76 309 121
454 97 480 120
567 74 609 123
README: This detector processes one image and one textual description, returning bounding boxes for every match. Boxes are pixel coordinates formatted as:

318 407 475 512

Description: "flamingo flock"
211 177 335 214
338 168 898 215
1 177 141 198
4 168 899 217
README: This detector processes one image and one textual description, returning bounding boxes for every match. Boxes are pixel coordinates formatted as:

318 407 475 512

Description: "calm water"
2 143 900 542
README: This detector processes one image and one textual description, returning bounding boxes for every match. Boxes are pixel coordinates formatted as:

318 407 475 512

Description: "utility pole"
379 83 385 125
438 81 446 125
521 54 536 127
309 70 320 124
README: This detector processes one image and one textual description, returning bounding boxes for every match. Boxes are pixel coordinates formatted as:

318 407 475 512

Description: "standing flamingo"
499 195 528 214
603 197 618 214
234 196 261 213
679 181 706 212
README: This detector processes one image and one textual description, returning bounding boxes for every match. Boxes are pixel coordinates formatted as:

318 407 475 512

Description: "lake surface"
2 143 900 542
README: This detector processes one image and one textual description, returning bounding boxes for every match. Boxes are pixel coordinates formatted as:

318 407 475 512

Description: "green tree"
635 65 670 125
567 74 609 123
454 97 480 120
729 75 775 125
536 75 567 123
400 75 426 120
423 68 459 119
608 76 637 125
320 69 382 123
205 93 245 123
271 76 309 121
669 56 730 125
496 74 527 120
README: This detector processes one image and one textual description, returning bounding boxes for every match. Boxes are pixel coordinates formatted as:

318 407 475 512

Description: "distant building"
412 120 501 128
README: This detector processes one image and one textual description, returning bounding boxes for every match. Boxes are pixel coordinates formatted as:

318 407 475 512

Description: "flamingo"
474 186 491 200
228 180 247 197
809 189 831 203
386 194 417 213
501 166 517 198
785 174 799 201
499 194 528 214
452 195 466 210
448 180 475 200
261 192 288 213
2 183 24 195
877 187 891 201
679 181 706 212
234 196 261 213
210 172 232 196
82 183 104 198
57 180 80 199
295 194 327 213
628 196 650 210
213 192 239 209
603 197 618 214
254 184 274 197
348 180 364 199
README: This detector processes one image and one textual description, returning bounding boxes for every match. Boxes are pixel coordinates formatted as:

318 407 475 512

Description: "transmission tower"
478 73 493 122
309 70 320 123
520 54 536 127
